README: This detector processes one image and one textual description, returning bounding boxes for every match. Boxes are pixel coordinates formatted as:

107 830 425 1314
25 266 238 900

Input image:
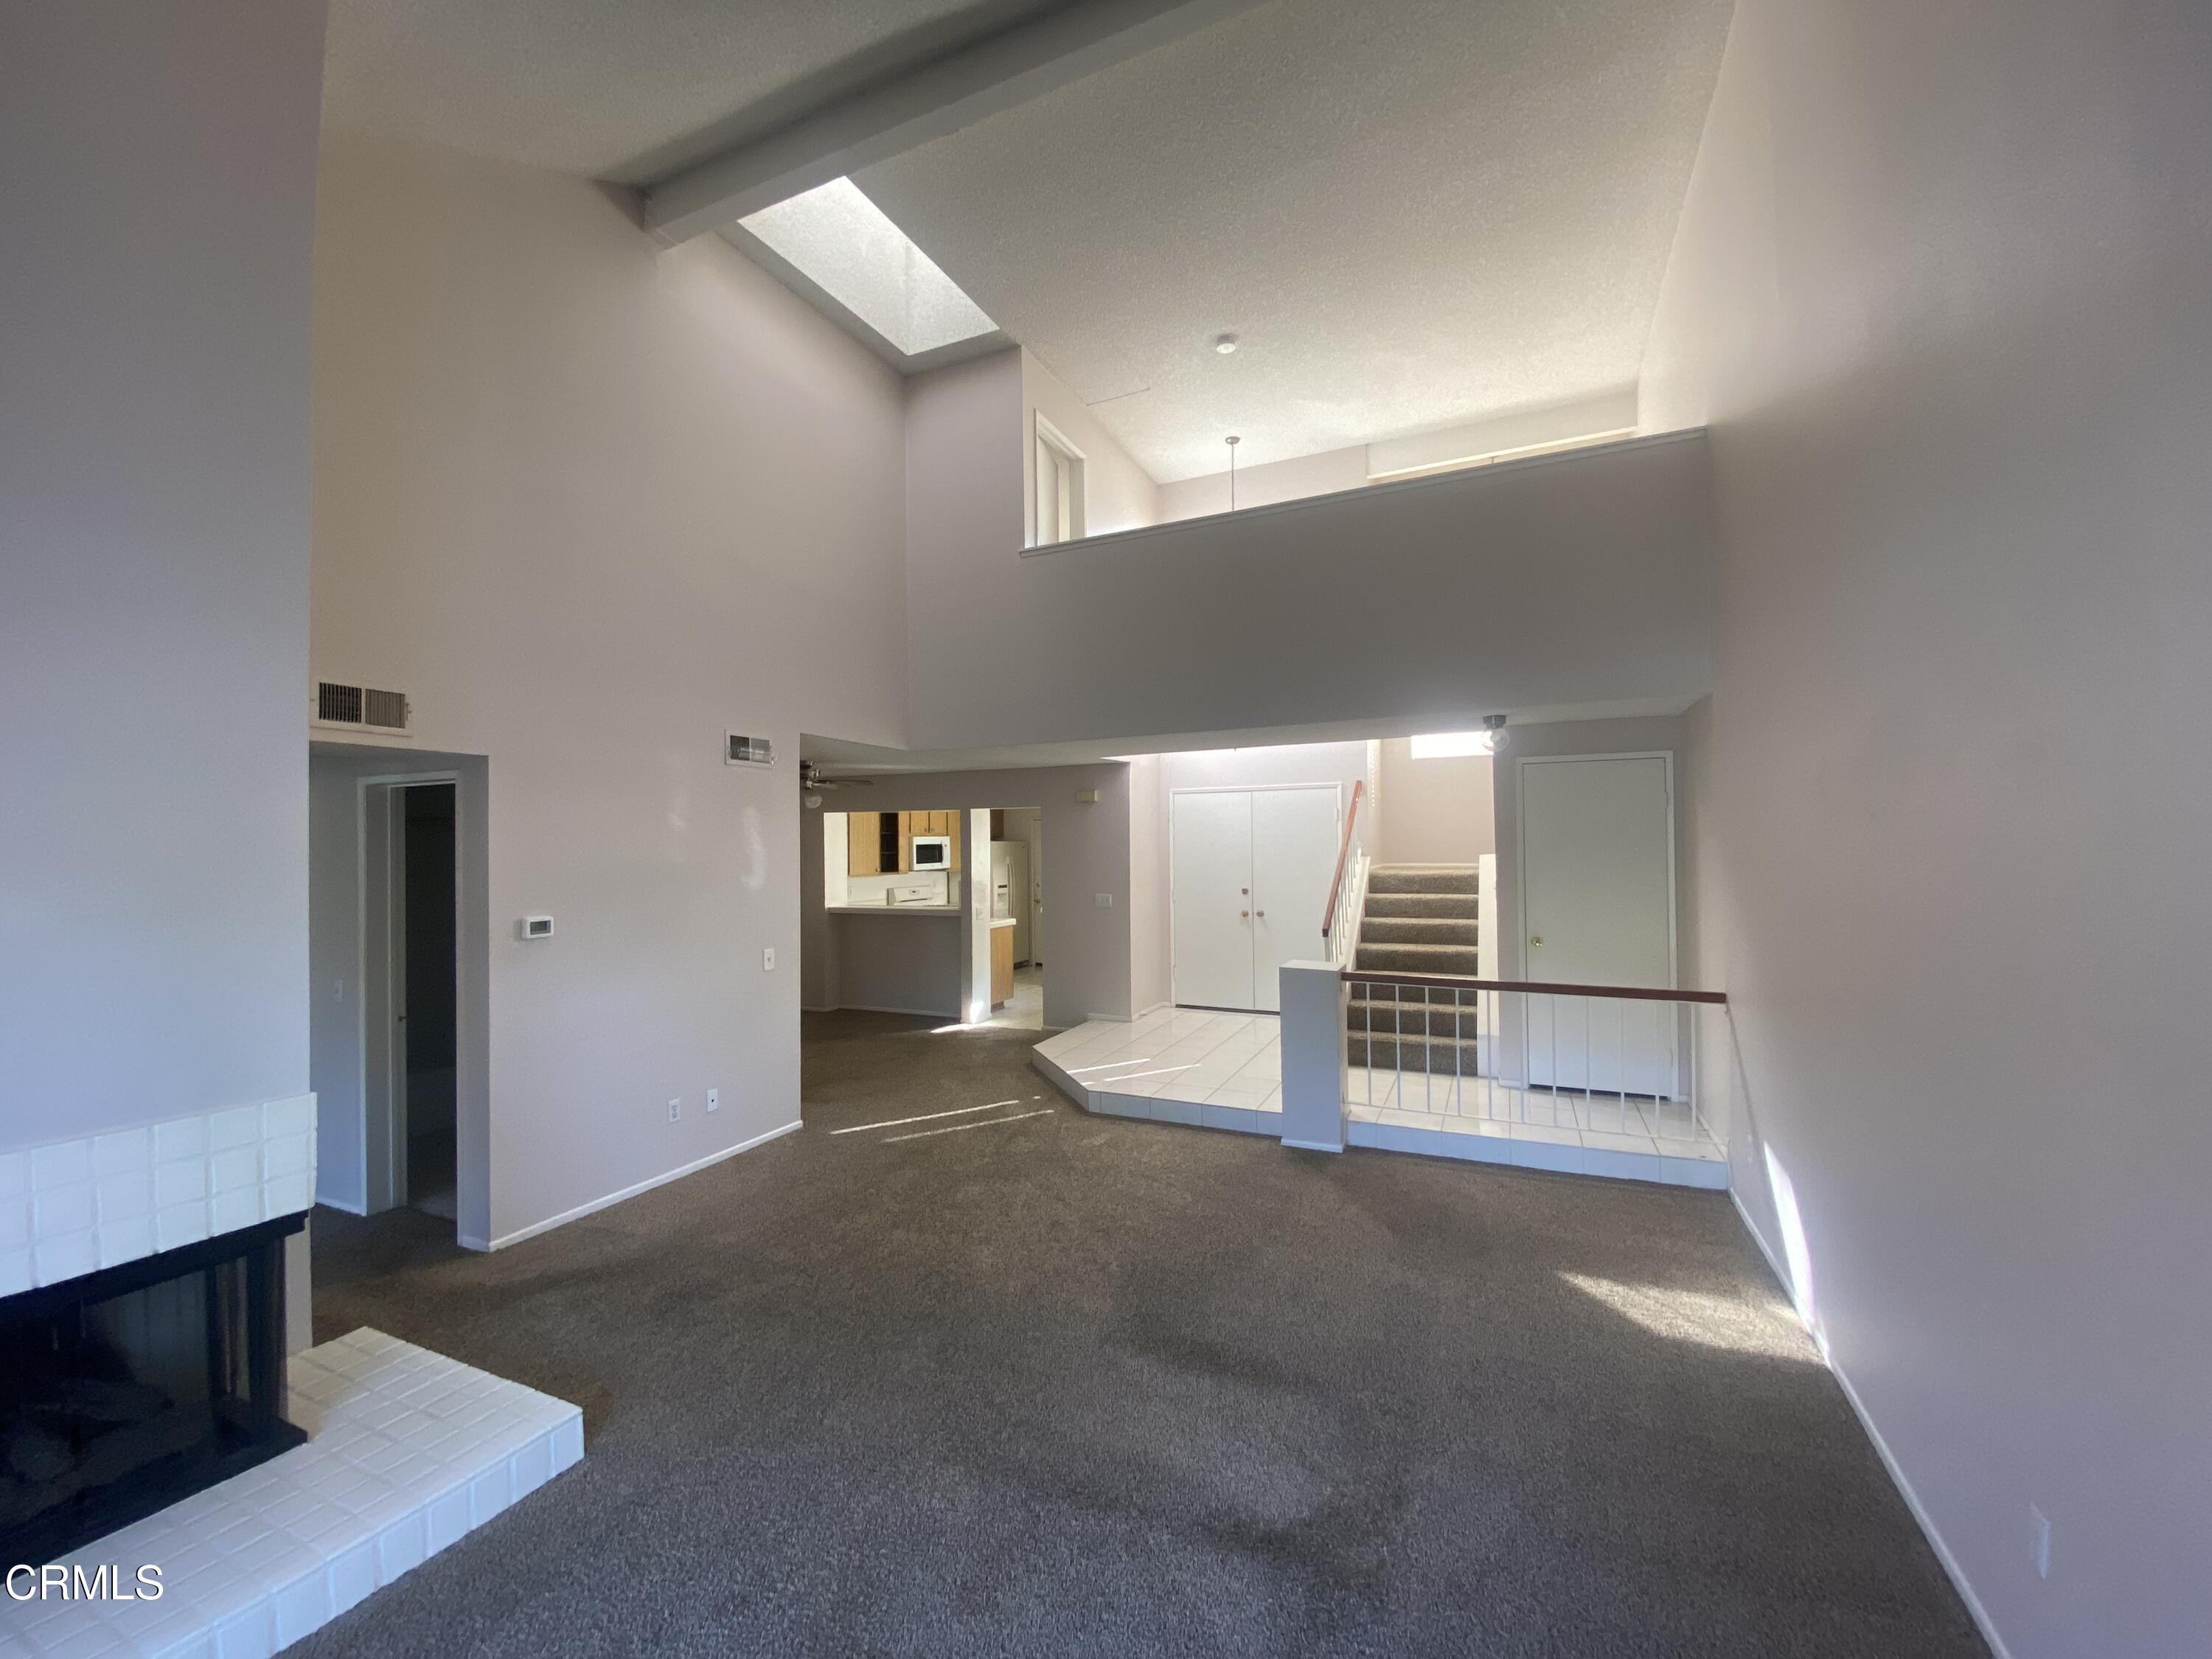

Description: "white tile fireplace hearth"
1 1329 584 1659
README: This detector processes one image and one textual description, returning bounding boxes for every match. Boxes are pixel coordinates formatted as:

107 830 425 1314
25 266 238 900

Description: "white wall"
1157 445 1369 523
1022 349 1159 540
905 425 1719 752
313 132 909 1246
1375 740 1495 866
1641 1 2212 1652
0 0 326 1152
1368 388 1641 478
831 915 964 1018
799 765 1135 1029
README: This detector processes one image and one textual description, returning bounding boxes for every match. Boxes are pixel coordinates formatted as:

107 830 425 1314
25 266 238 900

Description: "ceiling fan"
800 760 873 807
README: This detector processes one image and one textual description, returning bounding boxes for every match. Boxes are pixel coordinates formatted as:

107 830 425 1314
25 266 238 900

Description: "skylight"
739 178 996 357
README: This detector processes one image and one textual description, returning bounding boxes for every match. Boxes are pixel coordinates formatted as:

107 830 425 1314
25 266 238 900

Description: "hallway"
296 1011 1981 1657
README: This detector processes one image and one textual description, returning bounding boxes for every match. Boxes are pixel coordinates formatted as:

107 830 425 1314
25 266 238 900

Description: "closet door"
1520 755 1675 1094
1249 787 1342 1012
1170 791 1254 1009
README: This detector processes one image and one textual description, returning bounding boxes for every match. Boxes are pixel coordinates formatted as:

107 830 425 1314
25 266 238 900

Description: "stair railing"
1341 969 1726 1151
1320 779 1368 968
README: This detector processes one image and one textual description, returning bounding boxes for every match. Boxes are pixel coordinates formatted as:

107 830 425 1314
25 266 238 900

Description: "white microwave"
910 835 953 869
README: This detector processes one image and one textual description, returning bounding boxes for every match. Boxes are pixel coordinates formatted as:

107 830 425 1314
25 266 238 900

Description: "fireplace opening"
1 1214 305 1565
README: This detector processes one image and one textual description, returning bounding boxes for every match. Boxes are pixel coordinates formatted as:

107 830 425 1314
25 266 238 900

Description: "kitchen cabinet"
847 810 962 877
990 922 1015 1008
847 811 882 877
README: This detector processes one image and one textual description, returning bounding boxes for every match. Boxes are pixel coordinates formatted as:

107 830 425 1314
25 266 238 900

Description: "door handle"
1240 910 1250 919
1256 910 1265 919
1531 936 1543 947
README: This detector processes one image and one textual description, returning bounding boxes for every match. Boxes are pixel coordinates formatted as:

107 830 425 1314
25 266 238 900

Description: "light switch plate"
762 947 776 971
706 1088 720 1113
667 1098 681 1122
1094 893 1113 908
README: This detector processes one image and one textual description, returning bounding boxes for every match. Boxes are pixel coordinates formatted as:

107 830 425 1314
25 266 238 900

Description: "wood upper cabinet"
846 811 880 877
849 810 963 877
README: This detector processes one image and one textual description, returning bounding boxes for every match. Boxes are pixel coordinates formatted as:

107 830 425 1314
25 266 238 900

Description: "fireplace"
1 1213 305 1565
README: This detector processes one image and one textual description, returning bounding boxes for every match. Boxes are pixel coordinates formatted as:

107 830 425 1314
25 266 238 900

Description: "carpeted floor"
296 1010 1986 1658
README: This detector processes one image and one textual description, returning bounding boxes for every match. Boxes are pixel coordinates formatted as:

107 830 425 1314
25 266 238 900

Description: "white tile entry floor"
1034 1008 1728 1189
1034 1006 1284 1138
1 1329 582 1659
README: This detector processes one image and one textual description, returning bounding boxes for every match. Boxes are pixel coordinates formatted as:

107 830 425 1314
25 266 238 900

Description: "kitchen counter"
990 917 1017 928
827 904 959 917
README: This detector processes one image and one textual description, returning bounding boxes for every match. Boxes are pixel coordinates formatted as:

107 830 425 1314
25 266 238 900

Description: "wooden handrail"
1343 969 1726 1005
1320 779 1366 942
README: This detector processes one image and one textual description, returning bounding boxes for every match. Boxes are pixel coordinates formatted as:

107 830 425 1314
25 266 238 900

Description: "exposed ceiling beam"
639 0 1272 245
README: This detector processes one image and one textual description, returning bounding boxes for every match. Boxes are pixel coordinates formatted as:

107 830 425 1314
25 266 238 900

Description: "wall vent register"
313 681 409 731
726 733 775 767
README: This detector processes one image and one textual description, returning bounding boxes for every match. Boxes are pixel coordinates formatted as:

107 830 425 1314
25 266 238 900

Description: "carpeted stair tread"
1363 891 1478 919
1360 916 1480 947
1347 1033 1485 1070
1345 1000 1486 1040
1354 942 1484 975
1366 866 1481 896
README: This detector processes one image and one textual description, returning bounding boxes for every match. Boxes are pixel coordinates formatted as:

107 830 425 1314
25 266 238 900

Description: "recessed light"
1213 333 1239 355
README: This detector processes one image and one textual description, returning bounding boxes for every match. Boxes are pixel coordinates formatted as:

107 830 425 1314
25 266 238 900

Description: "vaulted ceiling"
322 0 1731 479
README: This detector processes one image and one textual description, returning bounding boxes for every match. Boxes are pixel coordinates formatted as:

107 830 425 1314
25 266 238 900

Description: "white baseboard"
314 1190 368 1217
474 1120 804 1253
1281 1138 1343 1153
1726 1189 2011 1659
839 1002 959 1020
1131 1001 1170 1020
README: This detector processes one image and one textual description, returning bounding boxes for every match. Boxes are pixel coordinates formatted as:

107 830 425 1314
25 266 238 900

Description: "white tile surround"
0 1096 318 1297
0 1329 583 1659
1034 1010 1728 1189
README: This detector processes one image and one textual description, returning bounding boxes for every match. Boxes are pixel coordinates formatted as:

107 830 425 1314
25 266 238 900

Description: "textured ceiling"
857 0 1733 479
321 0 1073 183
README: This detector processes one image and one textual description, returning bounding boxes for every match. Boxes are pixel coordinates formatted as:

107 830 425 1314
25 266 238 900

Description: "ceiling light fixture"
1214 333 1239 354
1409 715 1511 759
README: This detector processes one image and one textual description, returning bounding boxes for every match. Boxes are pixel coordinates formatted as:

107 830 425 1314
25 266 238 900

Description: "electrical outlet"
1094 892 1113 908
706 1088 720 1113
667 1097 681 1123
2031 1506 2051 1579
762 947 776 971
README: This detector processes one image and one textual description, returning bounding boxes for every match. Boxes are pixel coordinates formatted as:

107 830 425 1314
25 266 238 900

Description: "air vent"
317 682 362 725
726 733 774 768
314 681 409 731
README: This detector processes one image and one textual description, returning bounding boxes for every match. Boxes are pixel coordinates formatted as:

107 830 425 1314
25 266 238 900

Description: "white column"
1278 959 1347 1151
962 809 994 1024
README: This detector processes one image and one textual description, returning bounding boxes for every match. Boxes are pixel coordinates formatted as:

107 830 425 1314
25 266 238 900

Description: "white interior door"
1171 790 1254 1009
1250 787 1342 1013
1520 756 1675 1094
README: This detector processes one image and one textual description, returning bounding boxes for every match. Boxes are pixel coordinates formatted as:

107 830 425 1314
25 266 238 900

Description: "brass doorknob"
1256 910 1265 918
1531 936 1543 947
1241 910 1250 919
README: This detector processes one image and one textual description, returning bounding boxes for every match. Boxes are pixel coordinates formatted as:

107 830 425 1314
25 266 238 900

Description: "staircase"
1348 866 1484 1069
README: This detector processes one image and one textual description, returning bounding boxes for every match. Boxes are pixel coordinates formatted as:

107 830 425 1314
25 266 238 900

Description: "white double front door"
1170 786 1341 1012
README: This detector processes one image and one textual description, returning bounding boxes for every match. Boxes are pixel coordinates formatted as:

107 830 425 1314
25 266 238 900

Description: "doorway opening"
985 807 1043 1030
308 746 487 1247
398 783 458 1219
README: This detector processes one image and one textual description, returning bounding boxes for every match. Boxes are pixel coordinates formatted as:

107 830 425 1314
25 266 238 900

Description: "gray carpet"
296 1011 1985 1658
